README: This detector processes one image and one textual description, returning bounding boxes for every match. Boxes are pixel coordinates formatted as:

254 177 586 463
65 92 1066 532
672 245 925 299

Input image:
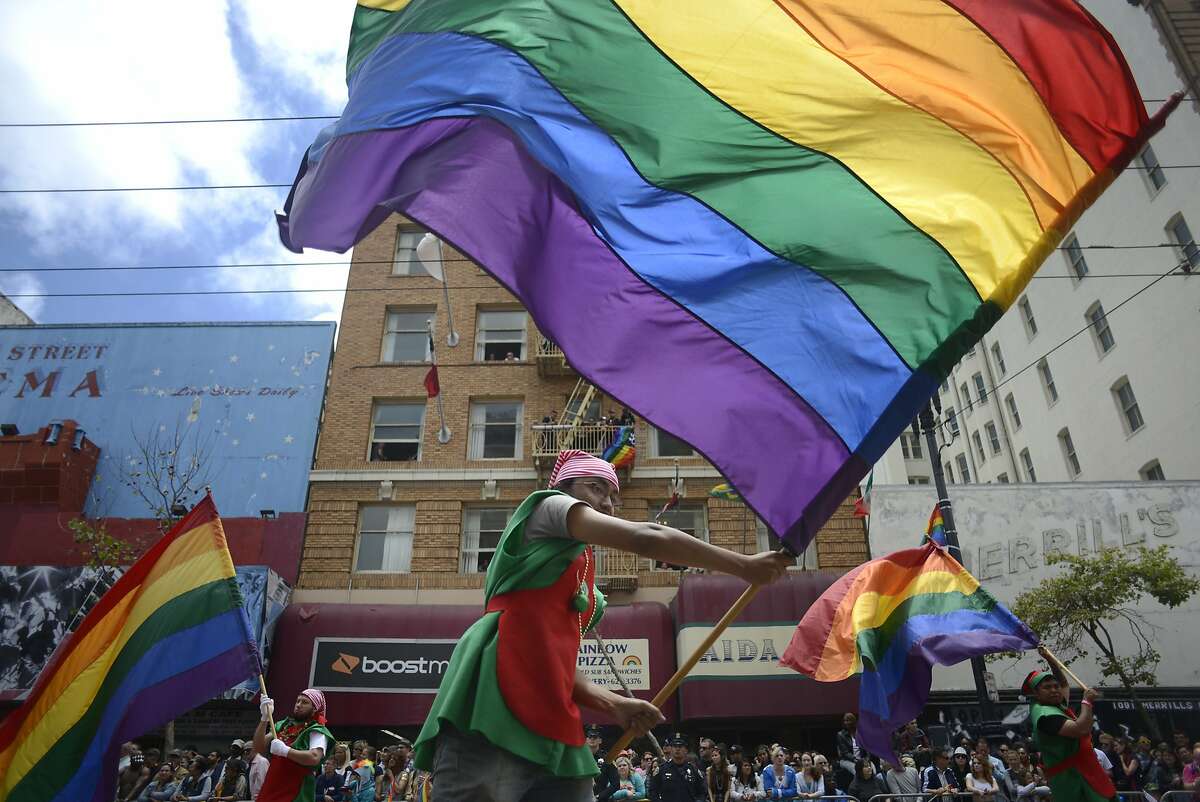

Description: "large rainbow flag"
0 497 260 802
277 0 1176 552
781 542 1038 763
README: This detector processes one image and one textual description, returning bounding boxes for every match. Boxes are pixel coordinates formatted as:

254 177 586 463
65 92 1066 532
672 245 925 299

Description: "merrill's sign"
310 638 456 694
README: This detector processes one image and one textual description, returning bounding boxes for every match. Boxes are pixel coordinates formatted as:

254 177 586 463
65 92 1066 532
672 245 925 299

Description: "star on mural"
260 472 268 480
283 435 294 444
245 413 255 423
151 368 161 376
229 354 239 363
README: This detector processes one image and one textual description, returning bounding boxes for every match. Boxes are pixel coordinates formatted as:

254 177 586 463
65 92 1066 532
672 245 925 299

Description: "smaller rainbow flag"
0 496 260 802
708 483 740 501
924 504 947 547
602 426 636 469
780 542 1037 765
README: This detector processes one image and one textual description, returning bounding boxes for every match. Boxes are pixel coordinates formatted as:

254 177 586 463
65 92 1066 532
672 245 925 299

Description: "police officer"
587 724 620 801
649 734 706 802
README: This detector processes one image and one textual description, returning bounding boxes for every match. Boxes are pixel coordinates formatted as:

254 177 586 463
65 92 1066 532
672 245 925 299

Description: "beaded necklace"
573 548 594 640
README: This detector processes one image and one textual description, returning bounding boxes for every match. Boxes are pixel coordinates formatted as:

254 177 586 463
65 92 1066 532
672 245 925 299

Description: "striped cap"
549 449 619 491
301 688 326 717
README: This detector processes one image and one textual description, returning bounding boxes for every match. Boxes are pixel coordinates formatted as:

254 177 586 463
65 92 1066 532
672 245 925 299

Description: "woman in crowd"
333 742 352 772
613 755 648 800
756 746 773 773
764 747 800 800
966 756 999 802
1119 739 1144 792
847 758 887 802
136 764 179 802
796 758 824 800
708 747 733 802
172 758 212 802
951 747 971 789
733 759 766 801
1145 748 1184 799
813 754 837 795
210 758 248 802
886 754 921 797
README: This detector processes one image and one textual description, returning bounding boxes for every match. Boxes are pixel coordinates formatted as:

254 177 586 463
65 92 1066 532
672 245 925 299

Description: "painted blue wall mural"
0 323 334 517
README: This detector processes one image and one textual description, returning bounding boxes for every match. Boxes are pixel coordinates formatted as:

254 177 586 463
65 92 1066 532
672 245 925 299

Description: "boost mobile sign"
310 638 457 694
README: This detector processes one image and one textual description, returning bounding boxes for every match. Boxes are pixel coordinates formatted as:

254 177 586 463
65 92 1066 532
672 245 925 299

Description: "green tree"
1005 545 1198 740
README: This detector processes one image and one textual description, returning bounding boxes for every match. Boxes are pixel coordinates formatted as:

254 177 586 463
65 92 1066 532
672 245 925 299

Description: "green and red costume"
1029 701 1116 802
257 717 336 802
413 490 607 778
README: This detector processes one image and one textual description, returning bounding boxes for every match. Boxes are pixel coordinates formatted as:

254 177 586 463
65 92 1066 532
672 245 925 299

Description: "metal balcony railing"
531 423 622 459
593 545 644 590
535 333 575 376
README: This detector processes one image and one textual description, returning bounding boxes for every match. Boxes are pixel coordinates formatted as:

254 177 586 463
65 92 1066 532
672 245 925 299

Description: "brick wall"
302 214 868 594
0 419 99 511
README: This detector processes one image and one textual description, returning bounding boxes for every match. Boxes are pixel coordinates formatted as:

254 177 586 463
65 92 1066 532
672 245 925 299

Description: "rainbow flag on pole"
781 542 1038 764
0 497 260 802
924 505 947 547
277 0 1176 554
602 426 636 469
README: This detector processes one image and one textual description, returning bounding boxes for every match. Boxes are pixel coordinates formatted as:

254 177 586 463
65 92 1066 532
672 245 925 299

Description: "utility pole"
916 400 996 723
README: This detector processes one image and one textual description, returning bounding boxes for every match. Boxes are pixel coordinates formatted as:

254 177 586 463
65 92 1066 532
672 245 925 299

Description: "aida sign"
310 638 457 693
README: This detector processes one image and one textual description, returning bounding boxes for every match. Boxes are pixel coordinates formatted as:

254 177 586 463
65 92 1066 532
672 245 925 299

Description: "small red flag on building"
424 364 440 398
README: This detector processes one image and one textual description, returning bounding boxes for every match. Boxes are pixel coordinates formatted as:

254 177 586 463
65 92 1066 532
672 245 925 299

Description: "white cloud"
235 1 353 110
0 272 47 323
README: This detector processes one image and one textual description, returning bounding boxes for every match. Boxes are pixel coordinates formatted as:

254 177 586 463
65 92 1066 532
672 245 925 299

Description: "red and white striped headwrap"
301 688 326 718
548 449 619 492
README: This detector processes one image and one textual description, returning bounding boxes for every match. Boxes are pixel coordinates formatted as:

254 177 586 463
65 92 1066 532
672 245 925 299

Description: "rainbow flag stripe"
0 498 259 802
278 0 1171 552
781 543 1037 762
602 426 636 469
924 505 947 547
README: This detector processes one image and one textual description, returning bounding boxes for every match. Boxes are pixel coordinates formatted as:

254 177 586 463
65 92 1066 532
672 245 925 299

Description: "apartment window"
1138 145 1166 192
900 432 923 461
1020 448 1036 482
1018 297 1037 337
1063 234 1089 279
984 422 1001 455
468 400 523 459
1166 213 1199 271
757 520 818 569
1058 427 1081 477
960 382 971 409
966 346 976 358
392 228 430 276
971 373 987 405
945 407 959 437
382 307 434 363
972 431 986 463
1140 460 1166 481
1087 302 1115 353
908 476 931 485
356 505 415 572
660 504 707 542
462 507 513 573
476 309 528 361
653 427 695 458
370 402 424 461
996 472 1010 484
1005 393 1022 429
1037 359 1058 404
944 463 955 484
991 343 1006 376
955 453 971 484
1112 378 1144 434
940 380 949 394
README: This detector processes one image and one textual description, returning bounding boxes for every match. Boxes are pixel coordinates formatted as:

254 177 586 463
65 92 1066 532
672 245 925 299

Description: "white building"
875 1 1200 488
0 294 31 326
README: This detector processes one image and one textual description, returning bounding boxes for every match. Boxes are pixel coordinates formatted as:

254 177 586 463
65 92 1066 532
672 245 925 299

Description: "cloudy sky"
0 2 354 324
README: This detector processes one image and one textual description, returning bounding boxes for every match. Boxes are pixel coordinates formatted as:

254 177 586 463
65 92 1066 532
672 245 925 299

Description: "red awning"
671 572 859 720
266 601 677 727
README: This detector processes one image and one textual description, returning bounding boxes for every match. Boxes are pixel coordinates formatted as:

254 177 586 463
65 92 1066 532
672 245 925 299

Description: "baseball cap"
584 724 603 738
230 739 245 749
668 733 687 747
953 747 969 757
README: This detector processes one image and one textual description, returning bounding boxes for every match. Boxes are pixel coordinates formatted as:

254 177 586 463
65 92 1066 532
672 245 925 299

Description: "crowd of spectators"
111 716 1200 802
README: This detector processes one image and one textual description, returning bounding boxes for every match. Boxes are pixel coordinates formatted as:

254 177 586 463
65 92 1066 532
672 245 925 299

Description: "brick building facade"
296 214 868 606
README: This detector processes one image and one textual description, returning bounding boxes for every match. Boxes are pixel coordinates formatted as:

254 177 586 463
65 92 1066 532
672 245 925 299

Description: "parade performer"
1025 647 1116 802
412 449 791 801
253 688 336 802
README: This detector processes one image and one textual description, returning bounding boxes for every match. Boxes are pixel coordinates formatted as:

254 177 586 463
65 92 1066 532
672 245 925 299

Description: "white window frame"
1005 393 1022 429
355 505 415 573
944 462 955 484
468 400 524 460
1063 234 1089 279
908 476 930 485
369 401 425 462
960 382 971 410
1140 460 1165 481
1112 378 1144 435
756 520 818 569
955 453 971 484
899 432 923 461
461 507 514 573
972 431 986 463
1018 297 1038 338
1037 359 1058 404
1166 213 1199 272
652 426 695 458
654 505 708 568
972 372 988 404
475 309 528 362
1020 449 1036 483
991 343 1006 376
945 407 959 438
996 472 1010 484
1087 302 1115 354
1058 427 1081 477
984 421 1001 455
392 228 431 276
1138 145 1167 194
381 307 434 363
